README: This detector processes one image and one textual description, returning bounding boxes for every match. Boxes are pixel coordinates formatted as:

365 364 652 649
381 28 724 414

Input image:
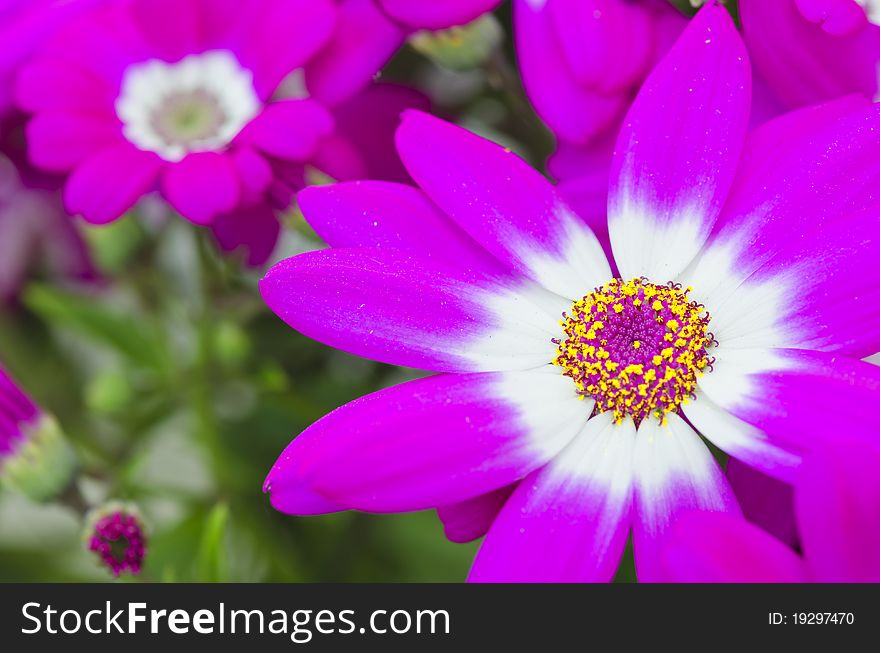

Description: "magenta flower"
13 0 426 265
741 0 880 110
260 3 880 581
662 439 880 582
85 502 147 577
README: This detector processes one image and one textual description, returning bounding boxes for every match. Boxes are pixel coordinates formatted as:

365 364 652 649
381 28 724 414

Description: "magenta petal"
699 348 880 470
26 112 121 172
608 2 751 282
129 0 200 62
268 371 589 512
297 181 505 275
211 204 280 267
741 0 878 109
727 458 798 548
241 100 334 162
15 58 114 114
378 0 500 30
469 412 635 583
260 247 568 373
330 82 431 183
308 134 367 182
513 0 627 144
267 472 344 516
633 413 739 582
685 391 802 484
231 147 273 206
794 0 870 35
727 212 880 356
436 484 515 544
65 142 163 224
396 111 610 298
238 0 337 99
548 0 654 93
686 99 880 357
660 511 806 582
161 152 241 225
796 440 880 582
305 0 405 107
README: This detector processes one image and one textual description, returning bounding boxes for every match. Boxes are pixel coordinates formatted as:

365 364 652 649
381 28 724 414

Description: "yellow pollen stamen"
552 277 715 424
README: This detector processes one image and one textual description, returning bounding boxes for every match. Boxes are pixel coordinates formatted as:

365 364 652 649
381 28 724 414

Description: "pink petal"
297 181 505 275
436 484 515 544
796 439 880 582
64 142 163 224
685 99 880 358
211 204 280 267
259 248 568 373
237 0 337 100
161 151 241 225
726 457 798 548
548 0 655 93
633 413 740 582
129 0 200 62
724 212 880 356
469 412 635 583
608 2 751 281
15 58 114 114
231 147 273 206
795 0 870 35
330 82 431 183
697 348 880 477
396 111 610 299
513 0 627 144
741 0 878 109
265 371 590 512
240 100 334 162
685 391 803 484
378 0 500 30
660 511 806 582
26 112 121 172
267 474 344 516
305 0 405 107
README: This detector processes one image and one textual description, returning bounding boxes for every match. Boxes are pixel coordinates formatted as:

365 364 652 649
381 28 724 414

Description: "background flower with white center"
14 0 431 266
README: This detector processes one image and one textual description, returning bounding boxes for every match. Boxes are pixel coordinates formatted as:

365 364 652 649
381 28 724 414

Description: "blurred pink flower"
662 439 880 582
14 0 428 265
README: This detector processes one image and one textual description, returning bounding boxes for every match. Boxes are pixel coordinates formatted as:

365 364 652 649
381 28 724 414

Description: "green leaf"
195 502 230 582
23 284 170 374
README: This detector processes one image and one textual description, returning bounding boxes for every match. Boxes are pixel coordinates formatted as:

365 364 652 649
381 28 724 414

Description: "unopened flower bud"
84 501 147 577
